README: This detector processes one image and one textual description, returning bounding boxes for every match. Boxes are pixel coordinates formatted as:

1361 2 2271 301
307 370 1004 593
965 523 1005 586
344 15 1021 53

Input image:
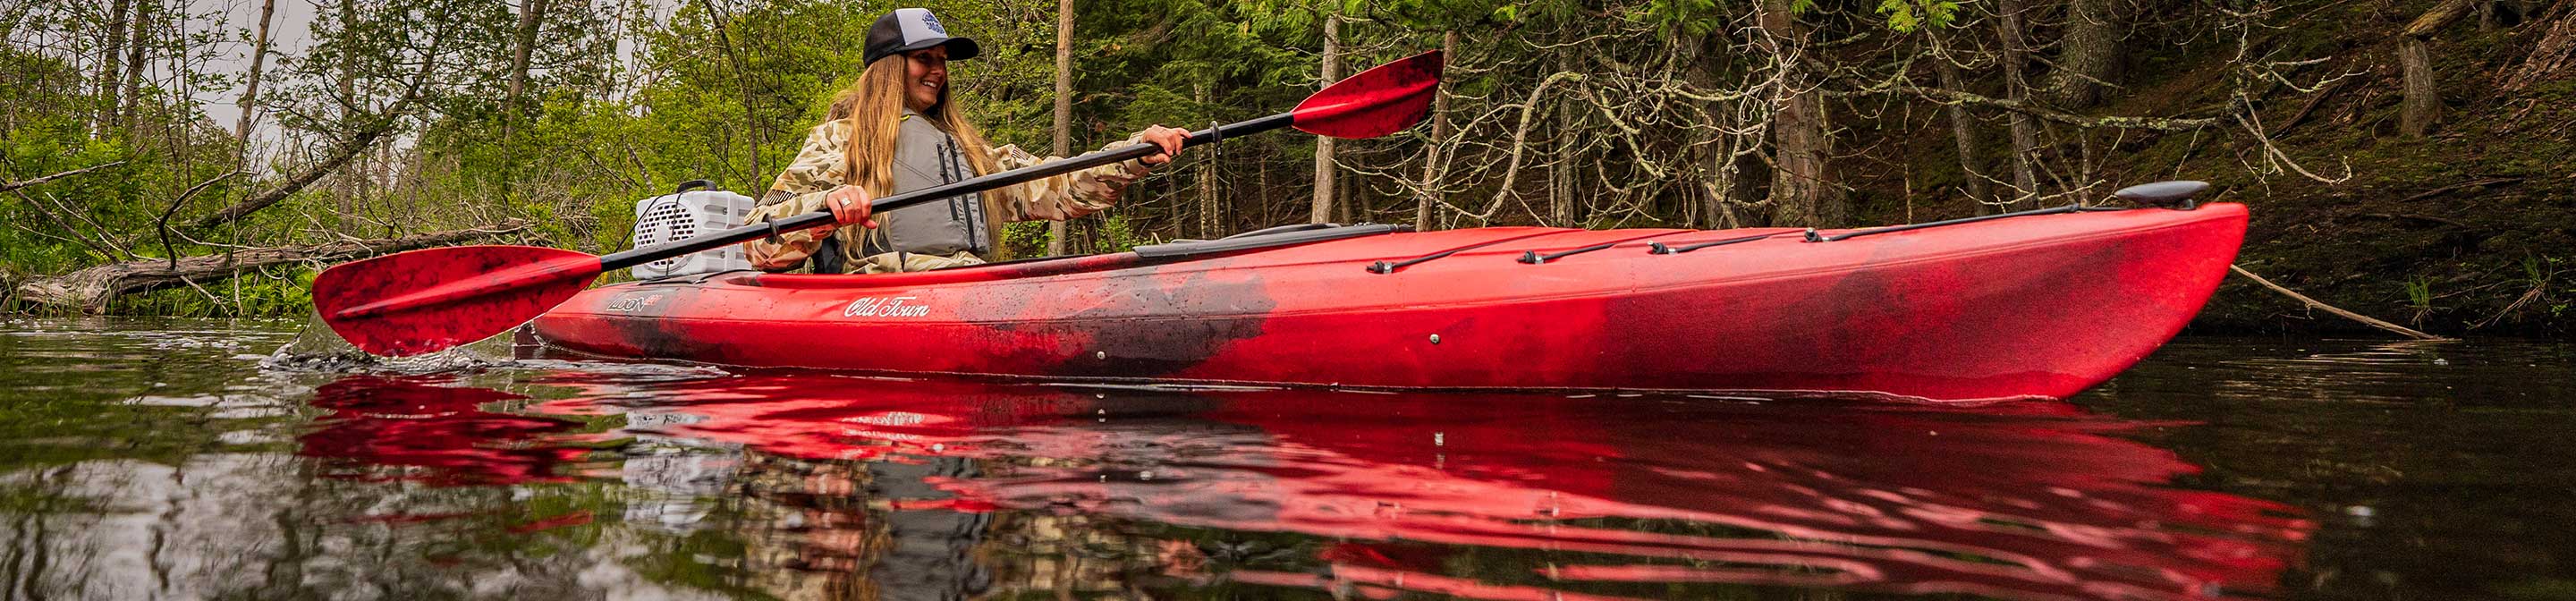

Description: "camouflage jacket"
742 114 1151 272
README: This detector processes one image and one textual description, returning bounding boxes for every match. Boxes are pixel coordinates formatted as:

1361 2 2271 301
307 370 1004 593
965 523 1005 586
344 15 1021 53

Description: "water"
0 318 2568 600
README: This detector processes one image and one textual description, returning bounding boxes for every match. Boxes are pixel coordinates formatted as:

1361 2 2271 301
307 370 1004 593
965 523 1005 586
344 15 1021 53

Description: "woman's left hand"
1138 125 1187 165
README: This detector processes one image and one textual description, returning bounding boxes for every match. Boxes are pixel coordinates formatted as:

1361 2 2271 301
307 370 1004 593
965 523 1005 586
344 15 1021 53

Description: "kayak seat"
633 268 758 286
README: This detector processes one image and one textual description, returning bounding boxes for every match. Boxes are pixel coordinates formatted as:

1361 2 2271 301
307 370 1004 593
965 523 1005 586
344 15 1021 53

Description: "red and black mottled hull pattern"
531 204 2249 401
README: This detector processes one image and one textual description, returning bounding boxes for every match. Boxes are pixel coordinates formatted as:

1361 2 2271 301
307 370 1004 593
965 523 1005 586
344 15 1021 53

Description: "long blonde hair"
828 55 1011 258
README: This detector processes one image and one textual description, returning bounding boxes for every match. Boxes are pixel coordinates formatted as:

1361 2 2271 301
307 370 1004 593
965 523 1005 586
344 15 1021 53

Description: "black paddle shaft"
597 113 1296 271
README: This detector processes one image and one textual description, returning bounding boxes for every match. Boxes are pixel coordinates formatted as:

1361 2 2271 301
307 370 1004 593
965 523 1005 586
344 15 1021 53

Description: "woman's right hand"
815 185 877 237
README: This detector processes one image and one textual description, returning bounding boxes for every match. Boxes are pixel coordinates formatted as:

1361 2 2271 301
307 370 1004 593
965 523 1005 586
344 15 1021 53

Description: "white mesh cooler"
630 187 755 279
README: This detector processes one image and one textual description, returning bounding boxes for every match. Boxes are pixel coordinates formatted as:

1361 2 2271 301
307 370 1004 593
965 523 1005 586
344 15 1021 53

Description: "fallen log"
13 219 532 314
2500 4 2576 90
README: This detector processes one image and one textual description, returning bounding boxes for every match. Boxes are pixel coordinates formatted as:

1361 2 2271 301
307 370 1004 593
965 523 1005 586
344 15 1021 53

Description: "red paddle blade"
312 245 605 357
1292 50 1444 139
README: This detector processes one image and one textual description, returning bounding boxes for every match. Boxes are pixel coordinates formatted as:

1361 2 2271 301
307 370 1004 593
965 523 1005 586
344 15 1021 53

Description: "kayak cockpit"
686 222 1414 290
1133 223 1407 258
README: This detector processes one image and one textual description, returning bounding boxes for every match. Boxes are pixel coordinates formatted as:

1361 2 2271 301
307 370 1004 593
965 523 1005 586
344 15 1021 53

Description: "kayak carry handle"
2112 181 2210 208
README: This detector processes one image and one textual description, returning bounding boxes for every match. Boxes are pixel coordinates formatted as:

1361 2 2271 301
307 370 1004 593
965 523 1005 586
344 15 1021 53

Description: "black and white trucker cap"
863 8 981 66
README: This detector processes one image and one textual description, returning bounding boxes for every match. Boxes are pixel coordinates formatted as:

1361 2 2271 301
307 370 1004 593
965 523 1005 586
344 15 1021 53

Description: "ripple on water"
10 322 2566 600
485 376 2309 600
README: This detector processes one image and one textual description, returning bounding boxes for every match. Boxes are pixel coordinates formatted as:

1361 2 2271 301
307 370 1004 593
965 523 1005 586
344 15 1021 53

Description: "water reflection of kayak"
530 204 2247 402
298 375 587 487
508 375 2308 601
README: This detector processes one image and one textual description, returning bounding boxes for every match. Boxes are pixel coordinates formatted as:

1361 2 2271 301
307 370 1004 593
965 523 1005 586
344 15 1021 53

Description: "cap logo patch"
920 12 946 36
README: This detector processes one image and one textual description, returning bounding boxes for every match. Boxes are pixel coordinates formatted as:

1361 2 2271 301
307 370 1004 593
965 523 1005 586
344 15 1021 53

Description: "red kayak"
530 202 2247 402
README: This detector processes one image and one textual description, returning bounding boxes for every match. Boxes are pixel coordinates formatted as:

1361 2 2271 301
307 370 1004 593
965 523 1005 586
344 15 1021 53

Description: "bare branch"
187 120 397 230
1900 87 2227 131
0 160 129 193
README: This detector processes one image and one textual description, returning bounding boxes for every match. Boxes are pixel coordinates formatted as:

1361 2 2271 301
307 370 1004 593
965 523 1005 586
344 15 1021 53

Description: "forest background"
1 0 2571 335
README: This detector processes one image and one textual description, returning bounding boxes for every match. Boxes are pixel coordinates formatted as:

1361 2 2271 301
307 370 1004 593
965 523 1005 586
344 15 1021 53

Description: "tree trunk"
1336 177 1352 224
2479 0 2519 30
1199 151 1221 237
119 0 154 131
2045 0 2119 108
1550 53 1577 227
2402 0 2474 138
502 0 552 164
1931 32 1995 210
234 0 278 148
507 0 550 111
95 0 134 136
695 0 764 183
1048 0 1074 255
335 0 359 107
1310 14 1340 224
1699 139 1740 229
2004 114 2041 209
1998 0 2043 209
1679 34 1738 229
2399 40 2440 137
16 220 533 314
1416 30 1456 232
335 0 362 232
1756 0 1838 227
1197 83 1221 238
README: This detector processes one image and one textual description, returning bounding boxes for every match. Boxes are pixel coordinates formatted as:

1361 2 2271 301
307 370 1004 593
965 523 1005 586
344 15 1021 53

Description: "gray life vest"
860 110 987 260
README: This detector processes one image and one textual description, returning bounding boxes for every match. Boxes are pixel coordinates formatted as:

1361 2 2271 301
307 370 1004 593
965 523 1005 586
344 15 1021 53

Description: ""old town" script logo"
842 296 932 318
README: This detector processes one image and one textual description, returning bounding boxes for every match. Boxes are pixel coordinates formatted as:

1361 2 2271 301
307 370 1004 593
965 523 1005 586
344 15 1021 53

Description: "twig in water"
2230 264 2452 340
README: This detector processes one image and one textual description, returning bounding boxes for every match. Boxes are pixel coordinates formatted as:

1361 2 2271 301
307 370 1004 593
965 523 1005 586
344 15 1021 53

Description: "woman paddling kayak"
744 7 1189 274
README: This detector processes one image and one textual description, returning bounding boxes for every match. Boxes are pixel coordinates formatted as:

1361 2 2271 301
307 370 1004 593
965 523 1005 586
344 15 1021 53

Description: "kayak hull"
531 204 2248 401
